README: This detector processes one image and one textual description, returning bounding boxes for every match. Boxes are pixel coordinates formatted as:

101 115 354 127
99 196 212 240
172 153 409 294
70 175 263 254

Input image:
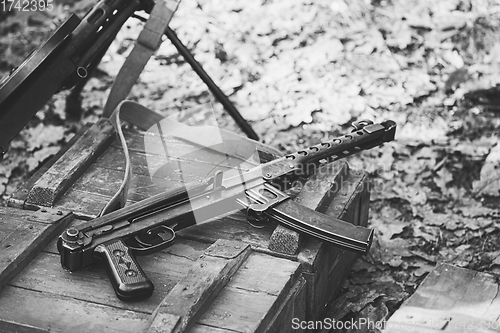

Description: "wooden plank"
146 239 252 333
63 165 168 205
196 288 277 333
8 251 167 313
268 161 349 255
104 125 280 177
227 251 302 296
8 123 93 210
263 277 307 333
94 145 255 180
0 287 149 333
0 207 73 290
26 119 116 207
122 126 282 163
383 263 500 333
191 252 302 333
47 189 117 219
9 233 209 314
189 325 237 333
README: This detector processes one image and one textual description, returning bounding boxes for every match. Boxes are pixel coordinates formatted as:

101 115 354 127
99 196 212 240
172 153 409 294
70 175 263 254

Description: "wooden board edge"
0 319 50 333
0 209 73 290
257 276 308 333
145 239 252 333
8 124 94 210
26 119 116 207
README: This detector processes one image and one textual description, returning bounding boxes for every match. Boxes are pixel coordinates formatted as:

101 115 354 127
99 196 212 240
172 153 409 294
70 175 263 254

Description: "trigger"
157 229 174 242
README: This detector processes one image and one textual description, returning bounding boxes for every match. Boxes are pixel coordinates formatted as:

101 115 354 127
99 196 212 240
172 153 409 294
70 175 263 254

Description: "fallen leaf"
413 224 440 243
348 302 389 333
410 249 438 264
0 176 7 195
473 143 500 196
455 203 500 218
451 139 493 159
434 167 453 194
422 211 448 227
413 262 435 277
370 206 406 240
330 287 382 321
373 238 413 267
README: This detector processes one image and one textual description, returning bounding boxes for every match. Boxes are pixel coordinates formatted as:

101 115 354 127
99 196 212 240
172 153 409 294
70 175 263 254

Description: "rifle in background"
0 0 259 162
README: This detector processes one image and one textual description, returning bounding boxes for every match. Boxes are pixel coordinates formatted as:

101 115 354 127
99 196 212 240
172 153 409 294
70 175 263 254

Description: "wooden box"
0 118 370 333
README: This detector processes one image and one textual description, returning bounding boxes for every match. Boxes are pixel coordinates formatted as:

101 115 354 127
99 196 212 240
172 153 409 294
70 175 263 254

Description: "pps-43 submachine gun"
58 120 396 301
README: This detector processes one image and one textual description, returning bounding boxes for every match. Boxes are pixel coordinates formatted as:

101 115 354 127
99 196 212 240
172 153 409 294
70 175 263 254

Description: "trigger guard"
128 225 175 255
244 207 267 229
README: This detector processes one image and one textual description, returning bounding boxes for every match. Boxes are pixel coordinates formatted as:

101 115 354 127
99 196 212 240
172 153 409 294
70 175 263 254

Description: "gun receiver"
0 0 145 160
57 120 396 301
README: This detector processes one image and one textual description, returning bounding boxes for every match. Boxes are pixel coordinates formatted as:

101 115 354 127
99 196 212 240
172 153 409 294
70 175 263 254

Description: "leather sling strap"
103 0 180 118
101 101 163 215
99 0 180 216
102 100 259 216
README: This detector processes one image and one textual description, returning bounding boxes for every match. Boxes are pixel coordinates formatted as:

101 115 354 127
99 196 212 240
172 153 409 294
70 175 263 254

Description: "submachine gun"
58 119 396 301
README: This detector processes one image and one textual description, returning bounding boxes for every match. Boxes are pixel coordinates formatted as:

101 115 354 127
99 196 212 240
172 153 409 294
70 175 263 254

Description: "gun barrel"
0 15 80 157
0 0 142 158
260 120 396 182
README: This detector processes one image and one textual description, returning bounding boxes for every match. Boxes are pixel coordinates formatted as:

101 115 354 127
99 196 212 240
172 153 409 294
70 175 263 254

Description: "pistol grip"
95 238 154 301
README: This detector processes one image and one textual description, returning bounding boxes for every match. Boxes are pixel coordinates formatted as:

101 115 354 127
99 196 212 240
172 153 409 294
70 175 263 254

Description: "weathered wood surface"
8 124 93 210
26 119 116 207
10 124 282 218
0 207 73 290
191 253 303 333
0 218 305 333
3 123 370 333
6 237 208 312
147 239 252 333
383 263 500 333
